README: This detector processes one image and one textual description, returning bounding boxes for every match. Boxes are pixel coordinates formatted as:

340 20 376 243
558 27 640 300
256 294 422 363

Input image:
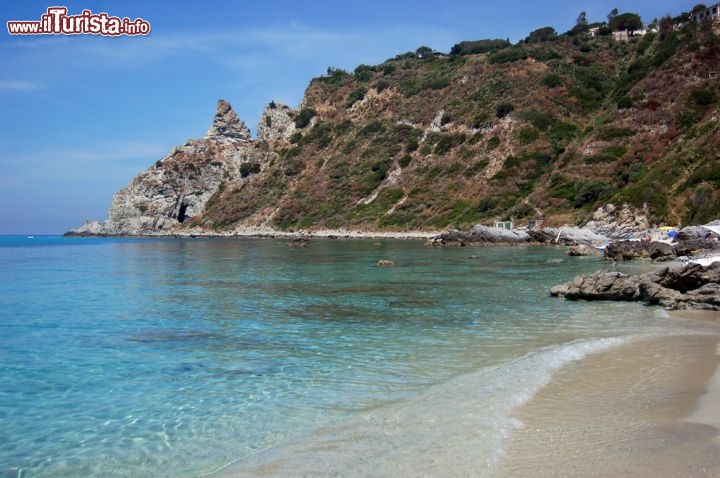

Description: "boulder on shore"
550 262 720 310
567 244 600 256
429 225 607 247
602 240 675 262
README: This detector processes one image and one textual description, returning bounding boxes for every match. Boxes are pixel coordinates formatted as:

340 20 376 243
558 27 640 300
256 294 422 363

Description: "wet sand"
500 322 720 477
217 312 720 478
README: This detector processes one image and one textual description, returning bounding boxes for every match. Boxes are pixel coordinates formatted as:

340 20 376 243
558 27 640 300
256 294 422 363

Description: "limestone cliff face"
70 100 263 235
256 102 296 142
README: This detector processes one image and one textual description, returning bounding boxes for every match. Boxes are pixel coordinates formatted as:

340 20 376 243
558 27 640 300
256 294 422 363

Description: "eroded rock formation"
550 262 720 310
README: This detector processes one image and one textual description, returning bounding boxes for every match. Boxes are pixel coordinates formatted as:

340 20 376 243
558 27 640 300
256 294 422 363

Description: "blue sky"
0 0 695 234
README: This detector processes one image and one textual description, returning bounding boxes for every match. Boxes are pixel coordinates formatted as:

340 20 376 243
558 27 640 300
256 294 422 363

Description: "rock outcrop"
428 225 530 246
550 262 720 310
256 102 297 142
429 225 608 247
67 100 265 236
603 240 675 262
205 99 252 141
584 204 650 240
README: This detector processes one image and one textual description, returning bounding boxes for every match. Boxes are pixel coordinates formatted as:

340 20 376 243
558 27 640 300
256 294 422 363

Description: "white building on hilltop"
693 3 720 22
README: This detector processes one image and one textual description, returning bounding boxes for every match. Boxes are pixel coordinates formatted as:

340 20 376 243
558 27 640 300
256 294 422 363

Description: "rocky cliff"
69 17 720 236
70 100 281 235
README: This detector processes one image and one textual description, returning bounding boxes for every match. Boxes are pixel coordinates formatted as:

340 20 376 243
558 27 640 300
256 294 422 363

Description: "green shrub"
597 126 634 140
433 134 467 154
617 96 634 109
289 132 303 144
496 102 515 118
354 64 374 82
584 153 617 164
370 160 390 183
616 163 646 184
574 180 614 207
294 108 316 129
605 146 628 157
519 110 554 131
335 119 353 134
477 196 497 213
346 86 367 108
316 67 350 85
487 136 501 149
399 155 412 168
382 64 395 76
283 158 304 176
240 162 261 178
341 140 357 154
526 26 557 43
375 79 390 93
464 160 489 178
689 88 715 108
303 122 333 148
529 48 562 61
516 126 540 145
450 39 510 56
358 120 386 137
406 138 419 153
676 110 703 130
541 73 562 88
488 48 527 64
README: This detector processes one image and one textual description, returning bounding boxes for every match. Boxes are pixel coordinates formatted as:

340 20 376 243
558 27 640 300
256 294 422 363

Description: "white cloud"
0 80 41 91
6 141 168 182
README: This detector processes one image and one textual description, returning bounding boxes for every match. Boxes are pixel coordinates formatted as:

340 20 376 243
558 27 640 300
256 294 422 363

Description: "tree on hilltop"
526 26 557 43
415 46 433 58
608 8 619 23
576 11 588 27
609 12 643 32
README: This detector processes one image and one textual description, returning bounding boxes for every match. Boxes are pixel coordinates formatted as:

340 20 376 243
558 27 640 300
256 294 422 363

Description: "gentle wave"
215 336 629 477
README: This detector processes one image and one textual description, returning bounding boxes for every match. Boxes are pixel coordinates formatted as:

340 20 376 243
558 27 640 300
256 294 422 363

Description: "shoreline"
65 226 443 240
500 309 720 477
214 310 720 477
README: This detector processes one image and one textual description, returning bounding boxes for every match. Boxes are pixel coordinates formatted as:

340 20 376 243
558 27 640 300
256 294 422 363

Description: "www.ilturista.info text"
7 7 150 36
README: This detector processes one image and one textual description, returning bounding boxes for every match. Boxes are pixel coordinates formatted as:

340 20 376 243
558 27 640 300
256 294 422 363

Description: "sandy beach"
216 311 720 478
173 226 442 240
500 317 720 477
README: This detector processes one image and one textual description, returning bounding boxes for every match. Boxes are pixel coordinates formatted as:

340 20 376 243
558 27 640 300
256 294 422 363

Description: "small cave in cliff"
177 203 188 223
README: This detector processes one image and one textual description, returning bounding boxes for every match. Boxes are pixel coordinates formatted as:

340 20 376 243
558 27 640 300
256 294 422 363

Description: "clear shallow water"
0 236 712 477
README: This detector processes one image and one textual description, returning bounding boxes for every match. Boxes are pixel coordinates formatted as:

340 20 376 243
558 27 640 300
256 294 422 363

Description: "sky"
0 0 697 234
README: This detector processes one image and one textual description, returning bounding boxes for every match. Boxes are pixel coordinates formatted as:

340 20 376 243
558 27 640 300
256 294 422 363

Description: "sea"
1 235 718 477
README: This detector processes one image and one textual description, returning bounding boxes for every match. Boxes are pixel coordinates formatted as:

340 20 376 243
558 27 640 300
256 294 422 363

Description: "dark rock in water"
603 240 651 261
286 237 310 248
377 259 395 267
429 226 529 247
526 229 557 244
603 240 675 262
567 245 599 256
674 237 719 257
550 262 720 310
648 241 675 261
603 235 717 262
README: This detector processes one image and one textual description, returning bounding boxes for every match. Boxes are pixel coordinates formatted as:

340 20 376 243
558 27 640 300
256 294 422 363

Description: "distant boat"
27 236 35 239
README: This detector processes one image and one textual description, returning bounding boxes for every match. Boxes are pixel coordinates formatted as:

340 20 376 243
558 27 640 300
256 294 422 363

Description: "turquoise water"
0 236 708 477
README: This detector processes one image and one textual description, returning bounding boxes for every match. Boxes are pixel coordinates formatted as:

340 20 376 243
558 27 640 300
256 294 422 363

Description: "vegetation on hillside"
201 8 720 231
